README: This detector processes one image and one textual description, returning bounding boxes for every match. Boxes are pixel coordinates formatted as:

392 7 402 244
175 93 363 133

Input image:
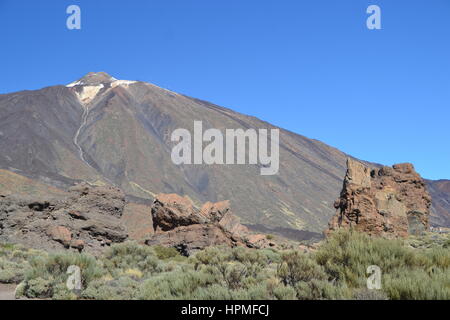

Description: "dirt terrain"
0 284 16 300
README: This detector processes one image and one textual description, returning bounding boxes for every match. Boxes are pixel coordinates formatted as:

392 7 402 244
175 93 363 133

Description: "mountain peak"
67 72 118 87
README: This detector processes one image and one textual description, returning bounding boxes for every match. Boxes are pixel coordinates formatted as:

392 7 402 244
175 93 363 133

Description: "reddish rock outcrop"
146 194 261 255
122 203 154 240
200 200 250 237
200 201 230 222
151 194 206 232
146 224 245 256
326 159 431 238
46 226 72 248
246 234 276 249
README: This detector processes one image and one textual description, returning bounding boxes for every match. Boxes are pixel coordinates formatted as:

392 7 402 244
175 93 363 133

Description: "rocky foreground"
0 183 280 256
0 158 440 256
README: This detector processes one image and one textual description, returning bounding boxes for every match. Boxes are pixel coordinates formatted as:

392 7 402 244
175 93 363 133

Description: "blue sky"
0 0 449 180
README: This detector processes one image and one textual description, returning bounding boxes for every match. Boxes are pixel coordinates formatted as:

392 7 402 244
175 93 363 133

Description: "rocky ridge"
0 183 128 254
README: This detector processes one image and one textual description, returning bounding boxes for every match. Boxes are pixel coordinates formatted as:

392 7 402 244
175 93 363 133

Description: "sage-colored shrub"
277 251 326 286
103 242 161 276
314 230 450 300
23 252 103 298
5 231 449 300
82 276 140 300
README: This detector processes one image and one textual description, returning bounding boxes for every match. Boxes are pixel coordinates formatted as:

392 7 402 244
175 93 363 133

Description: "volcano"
0 72 448 237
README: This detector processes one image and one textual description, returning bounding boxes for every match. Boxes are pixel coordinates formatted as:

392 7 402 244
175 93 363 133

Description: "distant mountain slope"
426 180 450 227
0 72 448 233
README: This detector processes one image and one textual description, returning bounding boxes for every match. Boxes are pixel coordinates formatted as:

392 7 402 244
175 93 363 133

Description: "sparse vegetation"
1 230 449 300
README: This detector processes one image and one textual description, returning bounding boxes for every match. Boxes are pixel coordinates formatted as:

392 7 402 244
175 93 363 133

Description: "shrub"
2 231 449 300
295 279 351 300
26 277 53 298
152 245 183 261
314 230 450 300
23 252 103 298
137 270 217 300
0 245 45 284
315 231 431 286
82 276 140 300
103 242 161 277
277 251 326 286
383 268 450 300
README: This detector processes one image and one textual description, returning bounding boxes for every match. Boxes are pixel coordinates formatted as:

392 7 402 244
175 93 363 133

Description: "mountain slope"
0 72 448 234
426 180 450 227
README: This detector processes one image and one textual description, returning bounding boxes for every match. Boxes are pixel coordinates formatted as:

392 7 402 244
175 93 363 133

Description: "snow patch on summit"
76 84 104 105
67 78 137 105
111 80 137 88
66 80 83 88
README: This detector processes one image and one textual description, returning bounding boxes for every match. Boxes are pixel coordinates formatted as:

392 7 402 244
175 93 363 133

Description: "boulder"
46 226 72 247
145 224 244 256
246 234 276 249
151 194 206 232
70 239 85 251
147 194 255 255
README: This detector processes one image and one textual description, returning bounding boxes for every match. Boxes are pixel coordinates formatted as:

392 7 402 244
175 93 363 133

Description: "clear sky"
0 0 449 180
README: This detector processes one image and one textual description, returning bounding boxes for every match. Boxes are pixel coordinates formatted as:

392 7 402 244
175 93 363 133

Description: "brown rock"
145 224 244 256
146 194 254 254
200 200 230 222
200 200 249 237
247 234 276 248
68 211 87 220
47 226 72 247
152 194 206 232
71 239 85 251
68 183 126 219
218 211 249 238
121 202 154 240
0 183 128 254
326 159 431 238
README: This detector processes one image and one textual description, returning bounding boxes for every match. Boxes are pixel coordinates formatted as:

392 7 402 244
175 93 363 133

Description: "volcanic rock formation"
0 183 128 254
326 159 432 238
146 194 273 255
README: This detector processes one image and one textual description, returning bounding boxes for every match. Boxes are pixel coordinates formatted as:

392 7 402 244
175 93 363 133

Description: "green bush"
82 276 140 300
26 277 53 298
314 230 450 299
383 268 450 300
0 245 46 284
295 279 351 300
103 242 161 277
153 245 184 261
137 270 217 300
316 231 425 285
277 251 326 286
23 252 103 298
4 231 449 300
